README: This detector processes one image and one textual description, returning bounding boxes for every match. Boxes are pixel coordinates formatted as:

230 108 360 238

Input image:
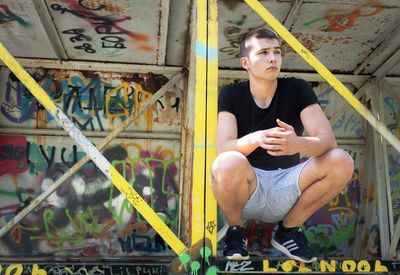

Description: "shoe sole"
271 239 317 263
225 253 250 260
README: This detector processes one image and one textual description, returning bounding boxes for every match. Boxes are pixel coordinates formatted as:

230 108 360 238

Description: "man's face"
240 37 282 81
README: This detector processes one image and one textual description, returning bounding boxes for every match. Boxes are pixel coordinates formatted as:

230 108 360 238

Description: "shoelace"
296 228 312 253
225 230 246 248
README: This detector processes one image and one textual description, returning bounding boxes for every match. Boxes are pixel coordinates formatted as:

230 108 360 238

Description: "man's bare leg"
283 148 354 228
211 151 257 226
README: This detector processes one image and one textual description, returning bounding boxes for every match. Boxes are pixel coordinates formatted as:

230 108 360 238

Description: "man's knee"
211 151 249 187
325 148 354 185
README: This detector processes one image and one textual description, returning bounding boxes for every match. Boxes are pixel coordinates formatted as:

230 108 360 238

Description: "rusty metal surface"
0 0 399 75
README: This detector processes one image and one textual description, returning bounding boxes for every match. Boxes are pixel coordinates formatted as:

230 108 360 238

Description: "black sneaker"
271 226 317 263
223 226 249 260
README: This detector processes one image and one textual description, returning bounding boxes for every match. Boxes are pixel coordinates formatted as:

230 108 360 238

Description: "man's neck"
249 78 278 108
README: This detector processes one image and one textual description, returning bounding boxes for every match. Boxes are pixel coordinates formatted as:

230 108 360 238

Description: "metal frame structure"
0 0 400 273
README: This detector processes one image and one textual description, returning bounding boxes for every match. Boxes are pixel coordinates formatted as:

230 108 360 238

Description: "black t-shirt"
218 77 319 170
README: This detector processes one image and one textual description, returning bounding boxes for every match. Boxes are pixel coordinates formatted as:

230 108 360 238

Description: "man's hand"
258 119 299 156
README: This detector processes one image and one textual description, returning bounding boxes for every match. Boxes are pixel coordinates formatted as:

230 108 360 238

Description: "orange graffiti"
92 219 116 239
133 83 155 131
117 222 147 239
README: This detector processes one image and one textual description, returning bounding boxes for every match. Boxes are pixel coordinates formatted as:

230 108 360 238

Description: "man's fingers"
276 119 294 130
264 137 281 144
261 143 281 151
266 131 286 138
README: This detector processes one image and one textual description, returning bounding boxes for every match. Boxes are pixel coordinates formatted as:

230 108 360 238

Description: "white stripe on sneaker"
285 242 297 250
282 240 294 246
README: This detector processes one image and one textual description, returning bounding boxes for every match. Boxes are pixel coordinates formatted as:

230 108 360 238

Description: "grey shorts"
242 159 311 223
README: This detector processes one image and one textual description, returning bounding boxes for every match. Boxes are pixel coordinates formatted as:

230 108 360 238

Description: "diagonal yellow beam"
205 0 218 255
244 0 400 154
0 42 187 255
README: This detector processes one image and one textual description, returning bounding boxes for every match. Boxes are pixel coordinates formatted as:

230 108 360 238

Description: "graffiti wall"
45 0 166 63
0 135 181 257
0 67 182 133
0 68 183 257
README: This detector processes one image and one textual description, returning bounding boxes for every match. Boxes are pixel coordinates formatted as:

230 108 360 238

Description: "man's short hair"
239 27 280 57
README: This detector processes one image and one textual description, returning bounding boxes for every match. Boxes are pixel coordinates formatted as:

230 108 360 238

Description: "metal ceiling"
0 0 399 77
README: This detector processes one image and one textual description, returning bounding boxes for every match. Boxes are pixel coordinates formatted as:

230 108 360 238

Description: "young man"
211 27 354 262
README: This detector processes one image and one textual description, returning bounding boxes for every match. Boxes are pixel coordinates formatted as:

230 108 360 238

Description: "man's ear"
240 56 249 69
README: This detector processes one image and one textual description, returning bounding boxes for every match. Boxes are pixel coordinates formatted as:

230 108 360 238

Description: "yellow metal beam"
205 0 218 255
191 0 208 245
244 0 400 153
0 42 187 255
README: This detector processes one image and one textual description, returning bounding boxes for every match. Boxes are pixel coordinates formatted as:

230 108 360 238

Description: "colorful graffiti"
50 0 154 55
0 69 181 132
0 135 180 257
304 2 384 32
0 4 31 27
219 259 390 273
0 263 168 275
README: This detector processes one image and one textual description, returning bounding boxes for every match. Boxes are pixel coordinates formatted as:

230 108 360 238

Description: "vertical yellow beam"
191 0 207 245
205 0 218 255
244 0 400 153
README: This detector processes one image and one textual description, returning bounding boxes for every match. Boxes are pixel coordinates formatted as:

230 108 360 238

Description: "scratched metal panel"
44 0 161 64
0 135 180 257
165 0 190 66
283 1 400 73
0 0 57 59
218 0 292 68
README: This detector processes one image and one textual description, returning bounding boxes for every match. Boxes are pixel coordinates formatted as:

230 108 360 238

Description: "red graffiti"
305 2 384 32
0 136 27 176
324 2 383 32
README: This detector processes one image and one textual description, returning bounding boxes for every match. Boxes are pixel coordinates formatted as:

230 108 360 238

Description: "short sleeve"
294 79 319 113
218 84 236 114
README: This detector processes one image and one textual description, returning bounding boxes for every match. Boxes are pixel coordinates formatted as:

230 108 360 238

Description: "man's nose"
268 54 276 62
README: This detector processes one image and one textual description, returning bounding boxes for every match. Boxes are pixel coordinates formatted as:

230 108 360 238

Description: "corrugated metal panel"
0 0 57 59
